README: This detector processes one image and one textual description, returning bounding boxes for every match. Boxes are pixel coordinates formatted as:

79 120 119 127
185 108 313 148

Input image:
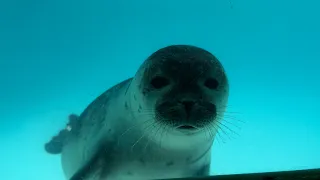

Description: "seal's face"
135 45 229 136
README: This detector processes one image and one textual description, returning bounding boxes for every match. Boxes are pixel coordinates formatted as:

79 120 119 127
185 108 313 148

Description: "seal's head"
130 45 229 147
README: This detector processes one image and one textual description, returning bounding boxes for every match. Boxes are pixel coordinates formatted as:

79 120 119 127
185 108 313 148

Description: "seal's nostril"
181 101 195 113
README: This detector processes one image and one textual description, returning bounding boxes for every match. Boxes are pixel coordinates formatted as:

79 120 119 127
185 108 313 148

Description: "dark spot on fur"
138 105 142 113
125 102 128 110
134 94 137 100
125 82 131 95
166 161 174 166
142 88 151 96
186 156 192 163
108 129 111 132
139 157 146 165
127 171 133 175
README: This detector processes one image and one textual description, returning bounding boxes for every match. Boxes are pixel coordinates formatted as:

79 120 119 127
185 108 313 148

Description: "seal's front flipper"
44 131 67 154
44 114 80 155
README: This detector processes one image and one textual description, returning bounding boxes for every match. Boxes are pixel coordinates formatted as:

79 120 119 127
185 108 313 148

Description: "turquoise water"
1 0 319 179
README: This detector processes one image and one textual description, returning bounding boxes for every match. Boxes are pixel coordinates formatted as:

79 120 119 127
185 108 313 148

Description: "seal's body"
45 45 229 180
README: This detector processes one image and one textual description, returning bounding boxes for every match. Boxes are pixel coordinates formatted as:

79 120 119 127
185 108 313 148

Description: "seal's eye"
204 78 219 90
150 76 170 89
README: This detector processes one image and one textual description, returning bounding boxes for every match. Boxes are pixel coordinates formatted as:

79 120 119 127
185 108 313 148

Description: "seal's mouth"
177 125 196 130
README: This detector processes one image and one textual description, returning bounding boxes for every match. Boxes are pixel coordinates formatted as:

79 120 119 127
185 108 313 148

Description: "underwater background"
0 0 319 179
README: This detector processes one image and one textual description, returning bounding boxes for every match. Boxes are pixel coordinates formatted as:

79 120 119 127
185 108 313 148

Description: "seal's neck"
162 133 215 151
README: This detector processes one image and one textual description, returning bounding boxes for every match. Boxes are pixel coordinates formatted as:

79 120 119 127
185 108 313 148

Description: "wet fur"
47 45 229 180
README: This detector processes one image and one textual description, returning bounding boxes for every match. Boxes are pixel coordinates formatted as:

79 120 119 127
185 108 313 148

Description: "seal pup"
45 45 229 180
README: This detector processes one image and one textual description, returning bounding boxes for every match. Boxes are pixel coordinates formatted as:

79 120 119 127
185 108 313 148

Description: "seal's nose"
181 101 195 113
